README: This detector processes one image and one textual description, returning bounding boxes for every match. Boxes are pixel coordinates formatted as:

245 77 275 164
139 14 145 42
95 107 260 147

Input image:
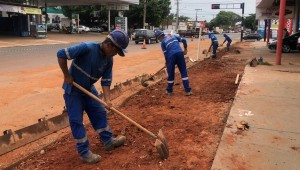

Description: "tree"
61 0 172 30
162 13 175 29
244 14 257 31
61 6 118 29
209 11 241 30
178 15 190 21
124 0 171 28
61 6 94 26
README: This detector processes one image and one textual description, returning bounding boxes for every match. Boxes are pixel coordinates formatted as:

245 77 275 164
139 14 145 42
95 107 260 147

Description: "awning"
37 0 139 7
0 4 41 14
256 0 296 8
256 0 297 19
22 7 42 14
0 4 22 13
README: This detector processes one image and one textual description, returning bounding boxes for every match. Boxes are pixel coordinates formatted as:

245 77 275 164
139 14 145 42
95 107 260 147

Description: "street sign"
115 17 128 33
72 14 79 19
36 24 47 38
211 4 220 9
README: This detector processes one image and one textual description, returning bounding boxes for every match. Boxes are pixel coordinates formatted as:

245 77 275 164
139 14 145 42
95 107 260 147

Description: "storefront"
1 0 139 36
0 4 41 36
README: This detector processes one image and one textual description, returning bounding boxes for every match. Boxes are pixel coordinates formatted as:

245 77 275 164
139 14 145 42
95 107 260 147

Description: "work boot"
165 90 173 96
104 135 126 151
81 151 101 164
185 91 192 96
211 54 217 60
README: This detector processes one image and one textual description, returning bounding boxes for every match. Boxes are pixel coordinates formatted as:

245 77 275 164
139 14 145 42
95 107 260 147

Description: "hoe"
73 82 169 159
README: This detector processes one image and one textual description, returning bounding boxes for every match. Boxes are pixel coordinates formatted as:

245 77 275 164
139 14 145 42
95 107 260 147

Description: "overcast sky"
170 0 256 21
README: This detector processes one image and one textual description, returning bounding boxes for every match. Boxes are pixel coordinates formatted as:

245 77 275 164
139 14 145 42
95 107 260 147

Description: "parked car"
154 27 161 33
242 33 262 41
47 24 54 31
163 30 180 37
90 26 104 33
268 31 300 53
134 29 158 44
131 32 136 40
178 30 200 38
131 29 141 41
47 23 59 31
78 25 90 33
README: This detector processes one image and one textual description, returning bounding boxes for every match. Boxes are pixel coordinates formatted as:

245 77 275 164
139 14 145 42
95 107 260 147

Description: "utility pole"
143 0 147 29
240 2 245 42
195 9 202 21
176 0 179 31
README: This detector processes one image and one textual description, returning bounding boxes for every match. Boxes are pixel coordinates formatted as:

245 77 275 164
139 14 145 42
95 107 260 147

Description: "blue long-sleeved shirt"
161 35 187 59
209 34 219 46
223 34 232 43
57 42 113 95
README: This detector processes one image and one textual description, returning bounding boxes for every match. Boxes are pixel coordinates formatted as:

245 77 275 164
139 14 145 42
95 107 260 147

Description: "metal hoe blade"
154 129 169 159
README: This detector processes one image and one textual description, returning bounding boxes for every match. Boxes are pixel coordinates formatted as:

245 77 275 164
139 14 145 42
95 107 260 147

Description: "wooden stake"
235 74 240 84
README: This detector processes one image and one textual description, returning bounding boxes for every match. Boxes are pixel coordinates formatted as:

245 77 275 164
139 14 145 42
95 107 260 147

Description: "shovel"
141 66 166 87
73 82 169 159
206 46 212 57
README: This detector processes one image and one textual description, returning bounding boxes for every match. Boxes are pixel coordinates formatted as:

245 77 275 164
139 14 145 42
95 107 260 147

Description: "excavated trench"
6 46 247 170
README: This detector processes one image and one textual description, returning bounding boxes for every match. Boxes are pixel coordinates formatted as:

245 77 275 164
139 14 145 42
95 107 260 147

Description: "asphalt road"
0 33 241 73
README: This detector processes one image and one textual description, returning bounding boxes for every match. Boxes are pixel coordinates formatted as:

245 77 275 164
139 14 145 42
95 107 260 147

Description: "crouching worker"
221 34 232 51
57 30 129 164
208 33 219 59
155 30 192 96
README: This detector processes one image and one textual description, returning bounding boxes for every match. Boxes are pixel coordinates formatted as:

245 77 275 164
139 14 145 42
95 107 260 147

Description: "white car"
90 26 104 33
78 25 90 33
163 30 180 37
131 32 136 40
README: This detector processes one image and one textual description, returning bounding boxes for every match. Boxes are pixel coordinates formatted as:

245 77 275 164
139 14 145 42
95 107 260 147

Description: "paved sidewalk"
211 47 300 170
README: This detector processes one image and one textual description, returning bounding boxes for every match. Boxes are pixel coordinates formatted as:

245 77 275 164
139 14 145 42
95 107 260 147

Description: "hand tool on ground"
189 57 196 62
206 46 211 57
73 82 169 159
141 66 166 87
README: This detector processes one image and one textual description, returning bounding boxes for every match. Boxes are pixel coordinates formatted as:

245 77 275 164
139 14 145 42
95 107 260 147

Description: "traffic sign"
211 4 220 9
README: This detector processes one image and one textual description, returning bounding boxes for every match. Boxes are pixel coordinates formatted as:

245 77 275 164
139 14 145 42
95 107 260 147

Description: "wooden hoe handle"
73 82 157 139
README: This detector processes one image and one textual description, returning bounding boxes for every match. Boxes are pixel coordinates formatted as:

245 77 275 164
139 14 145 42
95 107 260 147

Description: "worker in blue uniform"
57 30 129 164
221 34 232 51
207 32 219 59
155 30 192 96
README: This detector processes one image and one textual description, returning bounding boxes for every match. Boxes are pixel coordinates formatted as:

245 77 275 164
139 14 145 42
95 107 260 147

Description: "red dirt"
13 50 245 170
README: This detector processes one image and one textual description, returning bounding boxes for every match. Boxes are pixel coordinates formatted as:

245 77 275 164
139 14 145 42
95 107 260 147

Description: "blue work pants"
212 44 219 58
64 88 113 157
226 41 232 50
166 52 191 93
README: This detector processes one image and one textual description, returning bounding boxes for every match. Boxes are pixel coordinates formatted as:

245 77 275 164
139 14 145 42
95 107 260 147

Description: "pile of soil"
14 53 245 170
